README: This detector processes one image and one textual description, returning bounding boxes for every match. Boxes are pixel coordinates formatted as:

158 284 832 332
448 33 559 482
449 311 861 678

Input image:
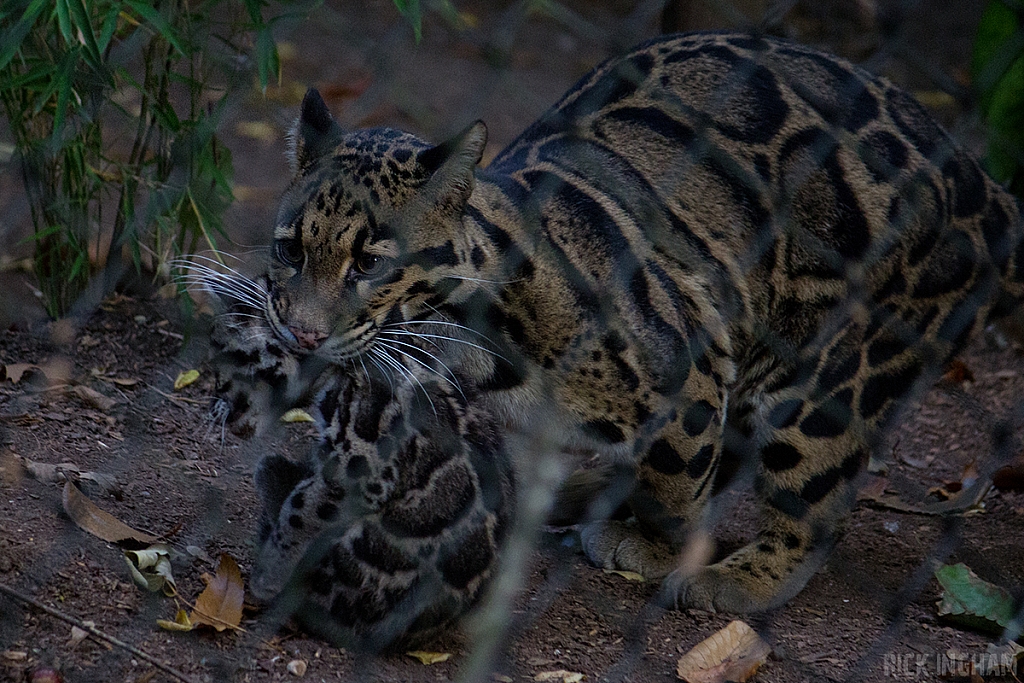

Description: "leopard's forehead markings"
277 128 435 248
316 128 432 207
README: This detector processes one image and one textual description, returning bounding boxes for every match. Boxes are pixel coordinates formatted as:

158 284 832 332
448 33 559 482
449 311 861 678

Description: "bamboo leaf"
0 0 48 73
51 49 77 143
65 0 104 73
96 2 122 53
254 28 280 90
393 0 422 41
55 0 73 45
124 0 185 55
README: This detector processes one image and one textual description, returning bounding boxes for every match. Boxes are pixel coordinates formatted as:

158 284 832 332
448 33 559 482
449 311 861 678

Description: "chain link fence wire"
2 0 1024 681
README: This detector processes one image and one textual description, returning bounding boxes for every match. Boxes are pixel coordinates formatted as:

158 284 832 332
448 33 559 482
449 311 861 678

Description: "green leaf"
124 0 186 55
972 0 1024 189
65 0 104 73
935 563 1017 636
50 49 78 143
254 27 280 90
0 0 48 72
19 224 65 244
392 0 422 41
241 0 265 26
96 1 122 54
55 0 73 45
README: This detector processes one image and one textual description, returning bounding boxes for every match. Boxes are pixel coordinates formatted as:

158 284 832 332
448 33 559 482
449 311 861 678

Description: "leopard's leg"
665 320 933 612
580 369 726 579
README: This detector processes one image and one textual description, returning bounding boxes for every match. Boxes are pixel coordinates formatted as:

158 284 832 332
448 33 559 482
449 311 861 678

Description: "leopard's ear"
288 88 341 173
416 120 487 210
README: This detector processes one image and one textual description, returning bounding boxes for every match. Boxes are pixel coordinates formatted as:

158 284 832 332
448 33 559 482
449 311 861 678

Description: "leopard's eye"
275 238 304 268
355 252 387 277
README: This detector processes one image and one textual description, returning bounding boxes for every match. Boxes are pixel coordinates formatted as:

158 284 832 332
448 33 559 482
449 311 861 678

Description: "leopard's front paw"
660 564 773 613
580 520 679 579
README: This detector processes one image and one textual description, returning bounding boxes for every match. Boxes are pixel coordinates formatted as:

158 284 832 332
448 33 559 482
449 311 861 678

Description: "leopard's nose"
289 326 327 350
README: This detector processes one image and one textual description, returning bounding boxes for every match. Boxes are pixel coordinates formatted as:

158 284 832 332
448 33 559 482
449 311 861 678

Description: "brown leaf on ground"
941 359 974 385
22 458 81 483
405 651 451 665
2 363 40 383
21 457 119 494
534 671 584 683
62 481 159 544
125 545 176 595
190 555 244 631
929 459 981 500
993 452 1024 492
68 385 116 411
676 620 771 683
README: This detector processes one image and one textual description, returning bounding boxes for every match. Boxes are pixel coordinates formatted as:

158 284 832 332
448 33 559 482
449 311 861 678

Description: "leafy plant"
972 0 1024 198
0 0 304 317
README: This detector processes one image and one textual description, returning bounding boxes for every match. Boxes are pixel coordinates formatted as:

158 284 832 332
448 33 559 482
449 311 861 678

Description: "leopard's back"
458 32 1024 609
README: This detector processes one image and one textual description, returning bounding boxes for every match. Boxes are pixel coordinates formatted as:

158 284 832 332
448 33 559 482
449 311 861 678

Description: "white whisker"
382 329 510 364
366 351 396 397
371 346 436 416
375 338 464 398
443 274 523 285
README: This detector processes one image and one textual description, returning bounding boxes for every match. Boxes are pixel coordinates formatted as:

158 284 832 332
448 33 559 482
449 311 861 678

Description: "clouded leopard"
196 31 1024 648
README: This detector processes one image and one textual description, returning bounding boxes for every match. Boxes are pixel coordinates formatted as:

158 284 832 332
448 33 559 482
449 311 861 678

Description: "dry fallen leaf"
191 554 244 631
125 545 176 596
406 651 451 665
676 620 771 683
173 369 200 391
22 458 80 483
67 625 89 648
993 452 1024 492
287 660 308 677
281 408 314 423
62 481 159 545
941 359 974 385
157 608 194 632
534 671 584 683
69 385 116 411
2 363 40 384
602 569 646 582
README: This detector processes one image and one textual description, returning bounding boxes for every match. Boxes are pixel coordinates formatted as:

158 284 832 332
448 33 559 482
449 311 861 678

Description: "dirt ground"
2 1 1023 682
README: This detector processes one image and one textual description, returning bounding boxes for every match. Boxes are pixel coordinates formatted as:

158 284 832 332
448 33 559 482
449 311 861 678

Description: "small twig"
157 327 185 340
0 581 200 683
148 385 208 405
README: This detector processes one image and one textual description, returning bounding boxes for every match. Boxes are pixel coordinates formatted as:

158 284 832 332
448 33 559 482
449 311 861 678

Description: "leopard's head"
264 88 488 363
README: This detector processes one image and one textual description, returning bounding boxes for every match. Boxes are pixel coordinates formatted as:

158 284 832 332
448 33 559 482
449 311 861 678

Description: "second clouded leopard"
201 30 1024 644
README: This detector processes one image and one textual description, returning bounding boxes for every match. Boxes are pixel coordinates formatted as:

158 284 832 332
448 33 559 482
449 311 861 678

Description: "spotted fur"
199 289 513 650
201 30 1024 639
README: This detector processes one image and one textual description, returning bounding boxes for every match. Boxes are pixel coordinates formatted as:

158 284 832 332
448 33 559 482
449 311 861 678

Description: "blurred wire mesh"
1 0 1023 682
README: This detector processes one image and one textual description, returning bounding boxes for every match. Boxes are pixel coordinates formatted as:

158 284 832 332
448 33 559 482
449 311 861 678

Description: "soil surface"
2 2 1023 682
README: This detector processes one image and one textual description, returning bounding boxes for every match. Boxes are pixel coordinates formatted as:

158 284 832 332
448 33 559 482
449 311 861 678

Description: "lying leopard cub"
199 30 1024 643
200 287 514 650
